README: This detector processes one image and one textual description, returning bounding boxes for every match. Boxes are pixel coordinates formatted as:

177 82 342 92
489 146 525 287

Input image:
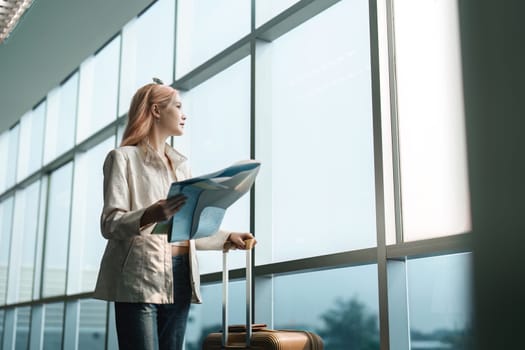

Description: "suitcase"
202 239 323 349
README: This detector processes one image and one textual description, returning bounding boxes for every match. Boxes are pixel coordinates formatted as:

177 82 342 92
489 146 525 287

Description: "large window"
42 163 73 297
44 72 79 164
256 0 376 264
0 0 473 349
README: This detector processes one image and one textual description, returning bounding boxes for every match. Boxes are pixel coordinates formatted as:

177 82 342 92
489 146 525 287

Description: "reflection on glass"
178 57 251 274
393 0 470 240
255 0 376 264
15 306 30 350
43 162 73 297
43 302 64 350
78 299 107 350
255 0 300 27
11 181 40 302
273 265 379 349
0 197 14 305
407 253 473 349
17 102 46 181
119 0 175 116
176 0 250 77
44 73 79 164
77 36 120 143
70 136 115 293
0 309 4 344
185 281 245 350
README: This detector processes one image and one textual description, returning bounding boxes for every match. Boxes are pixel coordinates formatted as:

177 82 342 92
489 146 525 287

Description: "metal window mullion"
385 0 404 244
368 0 390 349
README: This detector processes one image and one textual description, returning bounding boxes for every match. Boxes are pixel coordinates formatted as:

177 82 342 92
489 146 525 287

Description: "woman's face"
158 92 186 136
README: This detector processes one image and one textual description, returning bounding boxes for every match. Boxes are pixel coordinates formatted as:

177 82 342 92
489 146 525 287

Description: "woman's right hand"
140 194 187 227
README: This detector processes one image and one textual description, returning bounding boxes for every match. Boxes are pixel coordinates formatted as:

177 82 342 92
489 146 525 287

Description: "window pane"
274 265 380 349
15 307 30 350
43 163 73 297
43 303 64 350
393 0 470 240
255 0 300 27
255 0 376 264
3 125 20 190
77 36 120 143
17 102 46 181
186 281 245 350
69 136 115 293
176 0 250 77
78 299 107 350
407 253 473 349
44 73 79 164
119 0 175 116
10 181 40 302
0 197 14 305
178 57 251 274
0 131 8 192
0 309 4 344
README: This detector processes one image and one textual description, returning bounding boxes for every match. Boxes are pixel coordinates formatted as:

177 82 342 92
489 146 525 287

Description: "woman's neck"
147 129 168 156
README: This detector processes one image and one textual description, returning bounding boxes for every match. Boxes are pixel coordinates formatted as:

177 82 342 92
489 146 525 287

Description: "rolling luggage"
202 239 323 349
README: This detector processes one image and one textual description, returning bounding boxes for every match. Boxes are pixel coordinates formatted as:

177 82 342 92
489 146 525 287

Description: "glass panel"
186 281 245 350
255 0 376 264
43 302 64 350
119 0 175 116
0 309 4 345
255 0 300 27
77 36 120 143
69 136 115 293
5 124 20 189
44 73 79 164
78 299 107 350
407 253 473 349
17 102 46 181
176 0 251 77
43 162 73 297
15 306 30 350
0 197 14 305
10 181 40 302
274 265 380 349
393 0 471 241
177 57 251 274
0 131 8 192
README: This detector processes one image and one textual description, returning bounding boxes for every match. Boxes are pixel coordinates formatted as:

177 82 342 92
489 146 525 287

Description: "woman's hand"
227 232 256 250
140 194 187 227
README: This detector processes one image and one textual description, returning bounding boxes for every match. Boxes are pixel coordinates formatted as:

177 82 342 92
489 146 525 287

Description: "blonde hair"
120 83 177 146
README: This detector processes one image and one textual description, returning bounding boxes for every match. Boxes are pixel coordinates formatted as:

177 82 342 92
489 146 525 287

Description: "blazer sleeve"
100 149 149 240
194 229 231 250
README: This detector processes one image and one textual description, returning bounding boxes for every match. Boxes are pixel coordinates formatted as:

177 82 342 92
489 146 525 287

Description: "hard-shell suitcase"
202 239 323 349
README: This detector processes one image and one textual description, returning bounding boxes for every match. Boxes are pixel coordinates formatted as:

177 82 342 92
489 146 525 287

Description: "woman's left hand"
227 232 256 250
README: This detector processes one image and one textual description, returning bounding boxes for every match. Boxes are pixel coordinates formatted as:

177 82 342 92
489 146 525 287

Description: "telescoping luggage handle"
222 238 256 347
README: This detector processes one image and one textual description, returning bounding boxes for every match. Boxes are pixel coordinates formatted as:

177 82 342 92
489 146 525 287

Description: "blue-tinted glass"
6 124 20 189
43 303 64 350
69 136 115 293
43 162 73 297
274 265 380 350
186 281 245 349
0 309 4 346
0 197 14 305
255 0 376 264
9 181 40 303
78 299 107 350
15 307 30 350
407 253 473 349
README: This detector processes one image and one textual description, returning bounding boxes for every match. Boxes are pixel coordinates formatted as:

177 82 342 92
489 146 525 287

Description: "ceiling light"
0 0 34 44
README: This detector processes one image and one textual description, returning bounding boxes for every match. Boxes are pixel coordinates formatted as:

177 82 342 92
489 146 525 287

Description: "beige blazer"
93 142 230 304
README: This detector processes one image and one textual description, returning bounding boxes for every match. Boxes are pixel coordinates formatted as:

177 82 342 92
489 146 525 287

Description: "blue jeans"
115 254 192 350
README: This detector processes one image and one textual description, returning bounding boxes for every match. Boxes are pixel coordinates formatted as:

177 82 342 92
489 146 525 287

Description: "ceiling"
0 0 154 134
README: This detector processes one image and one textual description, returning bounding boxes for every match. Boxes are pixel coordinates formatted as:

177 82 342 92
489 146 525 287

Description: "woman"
93 80 254 350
